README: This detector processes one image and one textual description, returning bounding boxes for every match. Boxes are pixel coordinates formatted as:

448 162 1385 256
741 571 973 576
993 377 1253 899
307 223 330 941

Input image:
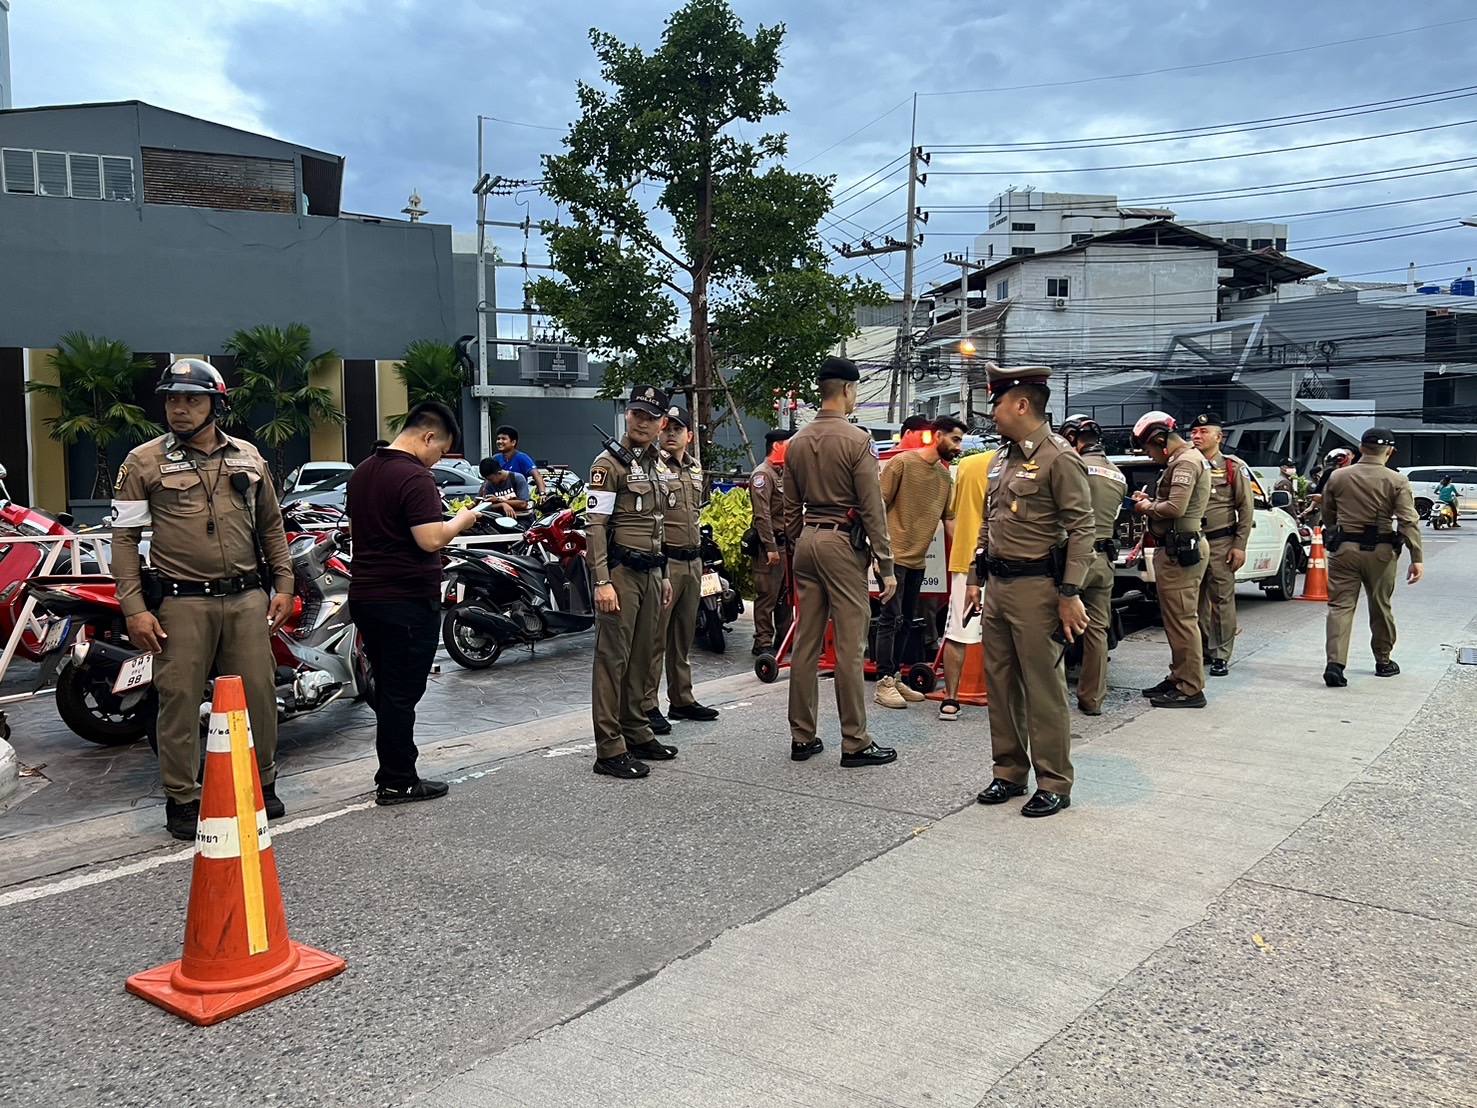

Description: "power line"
794 98 912 170
916 16 1477 96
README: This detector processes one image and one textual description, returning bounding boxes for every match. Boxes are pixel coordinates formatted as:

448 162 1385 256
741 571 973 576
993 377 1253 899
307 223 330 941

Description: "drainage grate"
1459 647 1477 665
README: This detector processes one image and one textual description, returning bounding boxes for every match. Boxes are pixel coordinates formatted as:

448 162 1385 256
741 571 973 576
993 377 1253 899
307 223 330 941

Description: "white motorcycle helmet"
1131 410 1177 450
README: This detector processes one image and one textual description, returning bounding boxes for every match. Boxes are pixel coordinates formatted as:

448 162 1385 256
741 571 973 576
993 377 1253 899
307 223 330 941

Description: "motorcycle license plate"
112 653 154 696
41 617 70 654
700 572 724 598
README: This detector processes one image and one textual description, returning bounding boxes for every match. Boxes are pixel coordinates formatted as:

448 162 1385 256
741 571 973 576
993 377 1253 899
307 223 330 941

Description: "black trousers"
874 565 926 677
354 599 441 789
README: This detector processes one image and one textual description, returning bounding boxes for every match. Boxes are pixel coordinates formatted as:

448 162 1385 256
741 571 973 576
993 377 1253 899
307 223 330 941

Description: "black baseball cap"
1361 427 1397 447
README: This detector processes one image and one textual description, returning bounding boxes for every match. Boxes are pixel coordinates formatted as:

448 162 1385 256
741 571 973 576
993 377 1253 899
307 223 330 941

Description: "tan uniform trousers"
154 589 278 804
1077 553 1115 714
1153 540 1209 696
592 562 662 760
1198 536 1239 663
751 555 784 649
787 529 873 755
644 555 701 712
1325 544 1399 666
981 575 1074 796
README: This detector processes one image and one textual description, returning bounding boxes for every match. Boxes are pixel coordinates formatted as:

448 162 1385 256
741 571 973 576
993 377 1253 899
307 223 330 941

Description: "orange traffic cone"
926 640 989 706
127 676 345 1025
1298 527 1330 602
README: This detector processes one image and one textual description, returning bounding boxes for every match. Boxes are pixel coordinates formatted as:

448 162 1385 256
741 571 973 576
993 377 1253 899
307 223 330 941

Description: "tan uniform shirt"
1144 443 1211 538
748 459 783 553
880 448 956 570
970 421 1095 589
586 440 666 581
1202 450 1256 554
1322 457 1424 563
781 410 894 578
1080 448 1128 541
110 431 293 618
658 449 703 549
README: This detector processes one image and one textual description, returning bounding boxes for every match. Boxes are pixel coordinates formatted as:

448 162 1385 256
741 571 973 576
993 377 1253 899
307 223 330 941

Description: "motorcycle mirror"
494 515 520 531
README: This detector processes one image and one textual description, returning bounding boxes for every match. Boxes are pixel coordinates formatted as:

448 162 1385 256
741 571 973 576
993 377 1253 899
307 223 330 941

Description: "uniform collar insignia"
1021 440 1034 453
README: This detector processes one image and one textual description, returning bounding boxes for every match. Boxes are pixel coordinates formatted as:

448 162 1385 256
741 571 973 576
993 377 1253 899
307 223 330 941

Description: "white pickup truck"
1109 455 1303 604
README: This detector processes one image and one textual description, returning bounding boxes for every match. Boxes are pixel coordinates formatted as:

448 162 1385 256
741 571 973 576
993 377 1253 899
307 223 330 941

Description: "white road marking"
0 800 374 909
542 742 597 758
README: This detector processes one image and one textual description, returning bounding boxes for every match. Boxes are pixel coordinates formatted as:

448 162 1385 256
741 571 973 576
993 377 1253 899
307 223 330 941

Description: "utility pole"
944 250 989 423
474 117 492 455
891 95 928 423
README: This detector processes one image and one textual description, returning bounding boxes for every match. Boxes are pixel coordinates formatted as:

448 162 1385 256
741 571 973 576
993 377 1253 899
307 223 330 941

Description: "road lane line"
0 800 374 909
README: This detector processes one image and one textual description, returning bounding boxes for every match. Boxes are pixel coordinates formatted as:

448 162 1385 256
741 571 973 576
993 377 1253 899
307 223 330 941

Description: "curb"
0 735 18 806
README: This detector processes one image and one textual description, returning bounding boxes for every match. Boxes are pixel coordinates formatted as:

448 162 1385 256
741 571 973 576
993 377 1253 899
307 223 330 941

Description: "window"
1070 233 1093 245
1226 237 1249 248
1011 222 1036 232
1427 311 1477 363
1251 238 1273 250
1047 278 1070 299
995 280 1010 300
1010 246 1035 257
1275 238 1288 252
1 147 135 200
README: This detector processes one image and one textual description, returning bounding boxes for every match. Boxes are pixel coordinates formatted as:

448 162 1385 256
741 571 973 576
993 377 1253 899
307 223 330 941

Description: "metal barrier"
0 531 119 701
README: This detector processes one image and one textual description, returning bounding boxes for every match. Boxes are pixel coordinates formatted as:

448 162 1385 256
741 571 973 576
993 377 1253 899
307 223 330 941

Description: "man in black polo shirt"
347 402 482 805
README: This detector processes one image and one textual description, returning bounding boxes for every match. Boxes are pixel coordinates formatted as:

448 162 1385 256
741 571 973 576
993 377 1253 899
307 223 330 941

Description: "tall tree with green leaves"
530 0 883 457
223 323 344 486
25 332 162 499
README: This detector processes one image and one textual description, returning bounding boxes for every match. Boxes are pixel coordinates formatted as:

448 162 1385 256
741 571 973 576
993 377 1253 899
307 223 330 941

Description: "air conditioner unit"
1051 297 1069 310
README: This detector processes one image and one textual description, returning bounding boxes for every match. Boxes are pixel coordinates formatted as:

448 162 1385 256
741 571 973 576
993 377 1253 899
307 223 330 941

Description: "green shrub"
701 486 755 598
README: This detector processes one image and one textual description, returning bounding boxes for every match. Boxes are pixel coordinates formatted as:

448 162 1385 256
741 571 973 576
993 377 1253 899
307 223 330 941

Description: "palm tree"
223 323 344 486
385 339 471 433
25 332 162 499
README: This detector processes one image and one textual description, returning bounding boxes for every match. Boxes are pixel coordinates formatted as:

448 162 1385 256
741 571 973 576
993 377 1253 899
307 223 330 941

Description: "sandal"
937 699 961 721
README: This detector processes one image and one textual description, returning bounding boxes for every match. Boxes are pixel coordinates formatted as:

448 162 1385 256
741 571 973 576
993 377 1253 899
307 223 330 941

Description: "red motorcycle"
0 463 97 664
25 529 373 746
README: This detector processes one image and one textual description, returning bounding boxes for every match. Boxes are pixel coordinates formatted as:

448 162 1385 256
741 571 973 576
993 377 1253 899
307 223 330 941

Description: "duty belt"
663 544 701 561
610 544 668 573
1204 526 1239 542
982 556 1053 579
158 571 262 598
1093 538 1119 555
804 520 852 532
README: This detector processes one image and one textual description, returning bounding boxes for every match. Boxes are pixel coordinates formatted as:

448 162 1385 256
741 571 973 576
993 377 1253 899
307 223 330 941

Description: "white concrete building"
0 1 12 110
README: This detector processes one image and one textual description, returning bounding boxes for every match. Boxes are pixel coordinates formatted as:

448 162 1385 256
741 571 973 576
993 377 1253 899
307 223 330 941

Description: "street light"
1461 214 1477 227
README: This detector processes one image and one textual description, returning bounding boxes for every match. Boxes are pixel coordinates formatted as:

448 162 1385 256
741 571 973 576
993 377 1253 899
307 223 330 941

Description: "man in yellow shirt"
936 446 996 719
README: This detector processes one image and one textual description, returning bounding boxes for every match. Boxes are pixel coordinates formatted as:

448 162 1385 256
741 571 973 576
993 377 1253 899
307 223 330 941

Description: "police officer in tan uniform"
110 360 294 841
1321 427 1424 687
587 385 675 780
748 429 792 656
1188 411 1255 677
1132 411 1212 708
782 356 898 768
643 404 720 732
1059 414 1125 717
966 365 1093 817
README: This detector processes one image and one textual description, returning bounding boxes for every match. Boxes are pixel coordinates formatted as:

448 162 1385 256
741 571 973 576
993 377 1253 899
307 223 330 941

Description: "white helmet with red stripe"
1131 410 1176 450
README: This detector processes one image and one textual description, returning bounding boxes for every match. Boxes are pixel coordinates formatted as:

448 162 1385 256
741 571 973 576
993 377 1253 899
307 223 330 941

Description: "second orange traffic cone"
1298 527 1330 602
126 676 345 1025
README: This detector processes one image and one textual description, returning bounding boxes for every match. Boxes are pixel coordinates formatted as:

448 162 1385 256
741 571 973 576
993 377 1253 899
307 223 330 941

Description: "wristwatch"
1057 583 1081 598
594 579 612 588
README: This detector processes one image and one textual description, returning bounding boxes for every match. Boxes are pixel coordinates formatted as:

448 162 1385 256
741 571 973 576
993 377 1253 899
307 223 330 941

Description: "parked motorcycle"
440 506 595 669
694 523 742 654
26 527 374 746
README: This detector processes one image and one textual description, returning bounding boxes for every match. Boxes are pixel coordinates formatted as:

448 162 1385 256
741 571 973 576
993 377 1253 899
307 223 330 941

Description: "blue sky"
10 0 1477 323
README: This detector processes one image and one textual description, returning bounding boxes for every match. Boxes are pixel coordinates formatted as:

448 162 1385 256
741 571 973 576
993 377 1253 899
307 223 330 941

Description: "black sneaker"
1323 663 1348 688
164 799 200 842
1140 677 1175 698
593 754 650 780
262 783 286 820
646 709 672 735
1150 688 1207 709
375 779 450 806
669 701 720 721
627 739 678 761
1375 660 1401 677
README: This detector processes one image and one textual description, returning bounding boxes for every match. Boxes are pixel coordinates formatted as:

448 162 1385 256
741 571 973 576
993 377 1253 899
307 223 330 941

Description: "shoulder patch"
1172 471 1193 486
752 473 766 490
1049 433 1070 449
113 464 129 491
590 468 609 488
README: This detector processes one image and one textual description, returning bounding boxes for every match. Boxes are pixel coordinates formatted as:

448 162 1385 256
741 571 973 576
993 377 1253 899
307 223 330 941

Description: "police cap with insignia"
626 384 669 416
817 356 860 382
665 404 693 429
984 361 1052 404
1361 426 1397 447
764 428 794 448
1192 411 1223 429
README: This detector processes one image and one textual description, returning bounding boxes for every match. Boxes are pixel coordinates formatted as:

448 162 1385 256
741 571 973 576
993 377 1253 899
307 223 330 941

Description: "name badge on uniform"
159 461 193 474
225 458 255 468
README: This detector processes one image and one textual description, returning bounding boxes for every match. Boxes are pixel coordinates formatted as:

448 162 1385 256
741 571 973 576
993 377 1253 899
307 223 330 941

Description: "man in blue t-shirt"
478 457 531 516
496 425 547 497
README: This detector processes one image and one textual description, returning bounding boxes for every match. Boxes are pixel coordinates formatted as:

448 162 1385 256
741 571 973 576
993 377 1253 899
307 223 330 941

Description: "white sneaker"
875 676 908 710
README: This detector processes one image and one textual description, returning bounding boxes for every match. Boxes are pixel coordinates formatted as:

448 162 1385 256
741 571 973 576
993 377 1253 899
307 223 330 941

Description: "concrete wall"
0 1 11 110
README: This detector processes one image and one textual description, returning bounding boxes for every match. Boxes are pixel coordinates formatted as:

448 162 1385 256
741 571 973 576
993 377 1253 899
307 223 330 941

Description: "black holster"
140 566 164 611
846 509 868 553
1167 530 1202 567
